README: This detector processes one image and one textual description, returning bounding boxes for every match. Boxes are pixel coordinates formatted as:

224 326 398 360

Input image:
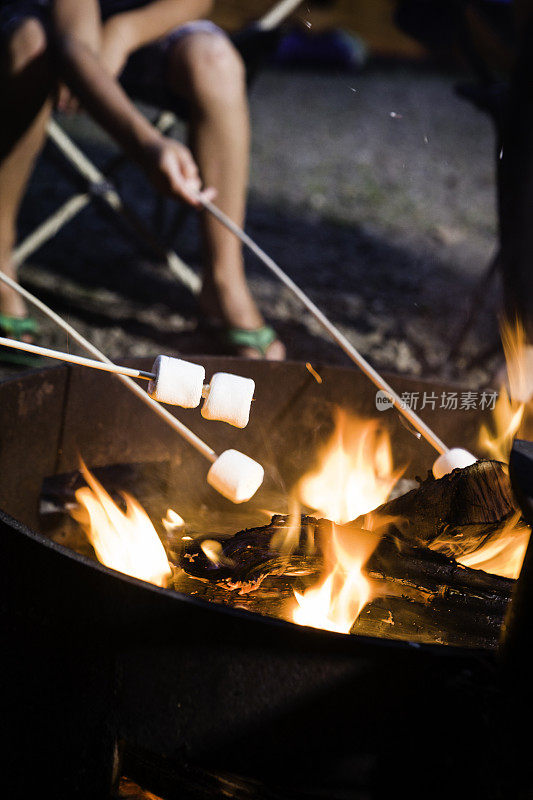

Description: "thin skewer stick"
259 0 305 30
199 197 448 456
0 271 217 464
0 336 154 379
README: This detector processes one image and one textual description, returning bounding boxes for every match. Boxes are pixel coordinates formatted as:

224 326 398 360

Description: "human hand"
56 83 80 114
142 136 216 207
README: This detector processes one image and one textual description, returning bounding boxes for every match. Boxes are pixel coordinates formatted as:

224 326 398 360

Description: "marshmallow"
207 449 264 503
201 372 255 428
432 448 477 480
148 356 205 408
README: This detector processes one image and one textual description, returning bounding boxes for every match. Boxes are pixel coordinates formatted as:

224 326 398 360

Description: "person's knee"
177 34 246 107
7 17 48 75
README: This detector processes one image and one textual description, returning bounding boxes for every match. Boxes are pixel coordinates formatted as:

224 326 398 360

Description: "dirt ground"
1 63 503 388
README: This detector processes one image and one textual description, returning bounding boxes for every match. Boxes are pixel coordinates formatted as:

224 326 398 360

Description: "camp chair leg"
16 120 200 294
13 193 91 269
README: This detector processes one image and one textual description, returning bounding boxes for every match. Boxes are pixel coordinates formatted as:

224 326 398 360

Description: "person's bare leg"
0 18 53 327
166 32 285 359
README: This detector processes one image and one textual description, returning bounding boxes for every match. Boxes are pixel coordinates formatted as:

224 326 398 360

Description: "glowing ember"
292 523 377 633
305 362 323 383
297 408 401 524
71 461 172 587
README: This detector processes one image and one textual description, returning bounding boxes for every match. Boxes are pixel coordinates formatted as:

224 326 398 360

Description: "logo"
375 390 394 411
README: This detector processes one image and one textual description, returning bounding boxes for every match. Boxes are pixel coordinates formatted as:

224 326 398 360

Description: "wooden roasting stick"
0 271 270 503
0 336 156 380
0 272 270 503
199 197 448 456
0 272 217 463
259 0 306 29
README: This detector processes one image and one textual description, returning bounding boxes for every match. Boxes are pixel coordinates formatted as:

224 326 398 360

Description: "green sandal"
225 325 279 358
0 313 43 367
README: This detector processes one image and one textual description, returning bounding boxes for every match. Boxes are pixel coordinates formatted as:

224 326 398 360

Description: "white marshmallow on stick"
207 449 265 503
201 372 255 429
0 337 258 425
432 448 477 479
148 356 205 408
0 273 266 504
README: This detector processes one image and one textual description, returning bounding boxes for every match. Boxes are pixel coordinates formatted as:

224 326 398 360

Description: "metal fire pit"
0 357 523 798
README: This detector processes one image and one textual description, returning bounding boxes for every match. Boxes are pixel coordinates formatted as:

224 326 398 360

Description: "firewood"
178 515 322 592
177 515 513 607
175 513 513 649
179 512 512 597
356 459 517 546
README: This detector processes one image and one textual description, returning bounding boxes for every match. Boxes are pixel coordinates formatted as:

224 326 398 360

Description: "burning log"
178 513 513 602
177 512 514 648
179 515 322 592
358 458 517 546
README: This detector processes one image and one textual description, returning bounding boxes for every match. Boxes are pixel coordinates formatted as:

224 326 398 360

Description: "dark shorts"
121 20 226 111
0 1 50 41
0 4 226 113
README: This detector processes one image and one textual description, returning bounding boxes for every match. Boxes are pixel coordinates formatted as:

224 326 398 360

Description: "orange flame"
292 524 377 633
290 409 399 633
471 318 533 578
270 495 303 557
479 318 530 463
297 408 401 524
162 508 185 533
71 461 172 587
200 539 235 568
456 512 530 580
430 511 530 580
501 317 533 405
479 390 525 463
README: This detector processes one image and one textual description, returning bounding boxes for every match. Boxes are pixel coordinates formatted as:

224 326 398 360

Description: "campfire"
56 333 531 648
2 351 533 800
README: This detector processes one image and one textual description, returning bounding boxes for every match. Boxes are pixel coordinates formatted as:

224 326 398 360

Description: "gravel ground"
1 63 502 387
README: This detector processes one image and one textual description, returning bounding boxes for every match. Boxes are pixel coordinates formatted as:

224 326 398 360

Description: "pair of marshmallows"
147 356 255 429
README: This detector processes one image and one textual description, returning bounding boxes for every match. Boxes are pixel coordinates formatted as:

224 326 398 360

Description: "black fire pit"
0 357 527 799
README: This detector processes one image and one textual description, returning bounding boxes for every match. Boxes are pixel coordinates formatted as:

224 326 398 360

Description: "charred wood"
356 459 518 546
174 511 513 649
